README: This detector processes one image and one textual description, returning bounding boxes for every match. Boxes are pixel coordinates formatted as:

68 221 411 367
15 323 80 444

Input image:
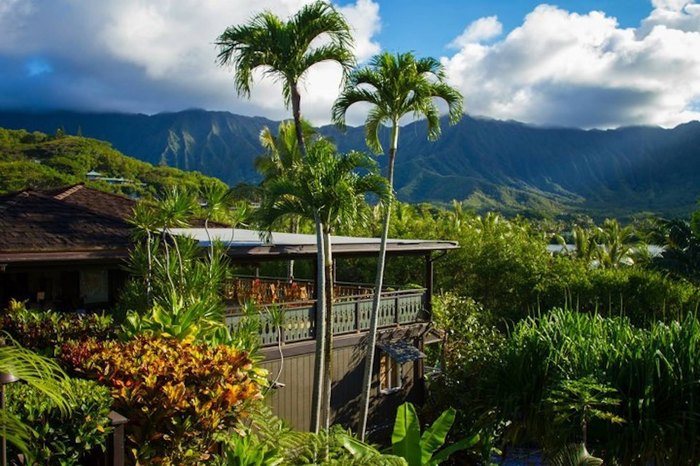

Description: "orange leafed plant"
61 336 266 465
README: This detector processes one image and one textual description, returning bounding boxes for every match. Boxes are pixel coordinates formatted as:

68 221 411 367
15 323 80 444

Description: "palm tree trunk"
358 122 399 440
145 230 153 307
311 213 327 433
290 83 307 157
204 217 215 279
322 229 334 431
287 217 298 280
161 231 177 295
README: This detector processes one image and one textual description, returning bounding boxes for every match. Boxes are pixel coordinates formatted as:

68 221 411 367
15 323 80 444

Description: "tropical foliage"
389 402 478 466
217 0 354 156
433 309 700 465
0 337 73 455
6 378 113 466
217 405 406 465
119 186 248 344
61 335 266 465
1 299 113 355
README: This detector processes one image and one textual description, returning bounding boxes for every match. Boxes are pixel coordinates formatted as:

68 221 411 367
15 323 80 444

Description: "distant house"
0 185 458 435
86 170 103 181
85 169 142 186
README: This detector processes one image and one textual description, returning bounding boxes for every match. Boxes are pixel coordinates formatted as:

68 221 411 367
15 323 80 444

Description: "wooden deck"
225 287 428 347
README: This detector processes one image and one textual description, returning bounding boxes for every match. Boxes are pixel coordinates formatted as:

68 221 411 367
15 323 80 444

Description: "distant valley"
1 109 699 219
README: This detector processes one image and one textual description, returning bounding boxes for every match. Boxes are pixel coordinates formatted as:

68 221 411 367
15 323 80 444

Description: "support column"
425 252 433 316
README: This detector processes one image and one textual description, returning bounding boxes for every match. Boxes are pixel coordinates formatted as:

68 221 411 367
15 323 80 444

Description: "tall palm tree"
256 120 317 182
257 138 387 433
256 120 318 279
216 1 354 156
332 51 464 439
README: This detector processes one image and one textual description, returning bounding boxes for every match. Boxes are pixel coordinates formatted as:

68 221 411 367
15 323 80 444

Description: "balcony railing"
222 275 374 306
225 288 428 347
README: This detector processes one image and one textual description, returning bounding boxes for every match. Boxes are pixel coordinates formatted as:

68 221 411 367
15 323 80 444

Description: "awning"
378 341 425 364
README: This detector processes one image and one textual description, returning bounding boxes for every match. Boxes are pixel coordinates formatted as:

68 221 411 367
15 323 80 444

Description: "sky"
1 0 700 129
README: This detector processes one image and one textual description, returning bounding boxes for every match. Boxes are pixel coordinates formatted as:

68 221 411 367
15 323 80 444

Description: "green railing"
225 288 428 347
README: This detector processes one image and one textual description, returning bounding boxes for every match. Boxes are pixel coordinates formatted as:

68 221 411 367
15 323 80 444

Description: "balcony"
224 276 428 347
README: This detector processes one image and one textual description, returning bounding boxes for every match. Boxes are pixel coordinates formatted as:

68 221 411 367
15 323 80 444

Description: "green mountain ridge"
0 109 699 218
0 127 227 197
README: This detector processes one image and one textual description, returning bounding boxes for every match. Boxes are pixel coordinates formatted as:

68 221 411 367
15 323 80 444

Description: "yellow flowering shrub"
61 336 266 465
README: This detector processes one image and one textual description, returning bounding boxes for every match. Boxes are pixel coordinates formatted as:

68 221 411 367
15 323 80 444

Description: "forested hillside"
0 128 227 197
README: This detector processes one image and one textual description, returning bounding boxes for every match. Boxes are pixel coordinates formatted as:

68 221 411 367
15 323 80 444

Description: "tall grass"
479 309 700 465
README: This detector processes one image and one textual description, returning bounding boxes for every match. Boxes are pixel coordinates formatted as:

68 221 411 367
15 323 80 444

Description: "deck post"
395 294 400 325
425 252 433 316
355 300 361 333
107 411 128 466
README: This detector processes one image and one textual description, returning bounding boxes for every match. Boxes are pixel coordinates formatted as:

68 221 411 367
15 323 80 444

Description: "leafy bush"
6 378 113 466
434 213 551 322
427 294 504 464
454 309 700 464
60 336 266 465
538 266 700 325
1 299 114 355
388 402 479 466
216 405 405 466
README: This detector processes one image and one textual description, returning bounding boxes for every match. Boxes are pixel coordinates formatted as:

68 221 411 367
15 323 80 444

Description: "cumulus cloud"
443 2 700 128
0 0 381 124
449 16 502 47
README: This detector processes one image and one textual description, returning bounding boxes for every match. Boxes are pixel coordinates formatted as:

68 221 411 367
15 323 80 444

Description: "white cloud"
0 0 381 124
449 16 502 47
443 1 700 128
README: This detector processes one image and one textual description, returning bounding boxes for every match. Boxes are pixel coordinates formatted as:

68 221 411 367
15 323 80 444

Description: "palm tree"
216 1 354 156
257 120 317 182
331 51 464 439
257 137 387 433
256 120 318 279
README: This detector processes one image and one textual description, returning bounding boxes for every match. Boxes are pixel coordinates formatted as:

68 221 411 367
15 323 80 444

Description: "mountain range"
1 109 699 218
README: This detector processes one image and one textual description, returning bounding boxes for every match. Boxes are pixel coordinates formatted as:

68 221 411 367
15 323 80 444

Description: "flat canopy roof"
170 228 459 258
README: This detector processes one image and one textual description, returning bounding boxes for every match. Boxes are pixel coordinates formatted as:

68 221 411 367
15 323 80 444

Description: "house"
172 228 458 434
0 185 133 310
0 185 458 435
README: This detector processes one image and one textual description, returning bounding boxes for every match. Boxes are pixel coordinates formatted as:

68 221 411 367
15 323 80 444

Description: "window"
377 340 426 395
379 352 403 394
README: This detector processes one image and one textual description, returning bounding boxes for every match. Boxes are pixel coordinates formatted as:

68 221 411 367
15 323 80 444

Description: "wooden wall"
260 337 424 435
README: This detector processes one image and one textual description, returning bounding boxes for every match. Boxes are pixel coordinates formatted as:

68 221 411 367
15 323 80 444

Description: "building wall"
260 334 424 435
0 265 127 311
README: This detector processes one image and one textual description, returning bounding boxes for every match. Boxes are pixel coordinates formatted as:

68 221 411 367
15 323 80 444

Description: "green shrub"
1 299 114 355
453 309 700 464
538 267 700 325
6 378 113 466
60 336 266 465
434 213 551 322
216 405 405 466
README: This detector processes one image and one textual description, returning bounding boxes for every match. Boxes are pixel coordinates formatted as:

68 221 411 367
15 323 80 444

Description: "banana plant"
549 443 603 466
390 402 479 466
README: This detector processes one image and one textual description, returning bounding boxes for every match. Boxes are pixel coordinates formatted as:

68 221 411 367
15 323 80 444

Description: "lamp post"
0 372 18 466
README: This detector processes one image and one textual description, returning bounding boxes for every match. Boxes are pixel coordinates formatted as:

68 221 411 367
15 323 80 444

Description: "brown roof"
0 189 132 263
45 184 137 221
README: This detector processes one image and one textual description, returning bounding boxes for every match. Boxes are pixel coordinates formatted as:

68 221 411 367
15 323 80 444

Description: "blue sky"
372 1 650 57
0 0 699 129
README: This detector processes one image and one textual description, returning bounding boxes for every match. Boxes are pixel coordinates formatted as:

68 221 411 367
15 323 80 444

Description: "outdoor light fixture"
0 372 19 466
